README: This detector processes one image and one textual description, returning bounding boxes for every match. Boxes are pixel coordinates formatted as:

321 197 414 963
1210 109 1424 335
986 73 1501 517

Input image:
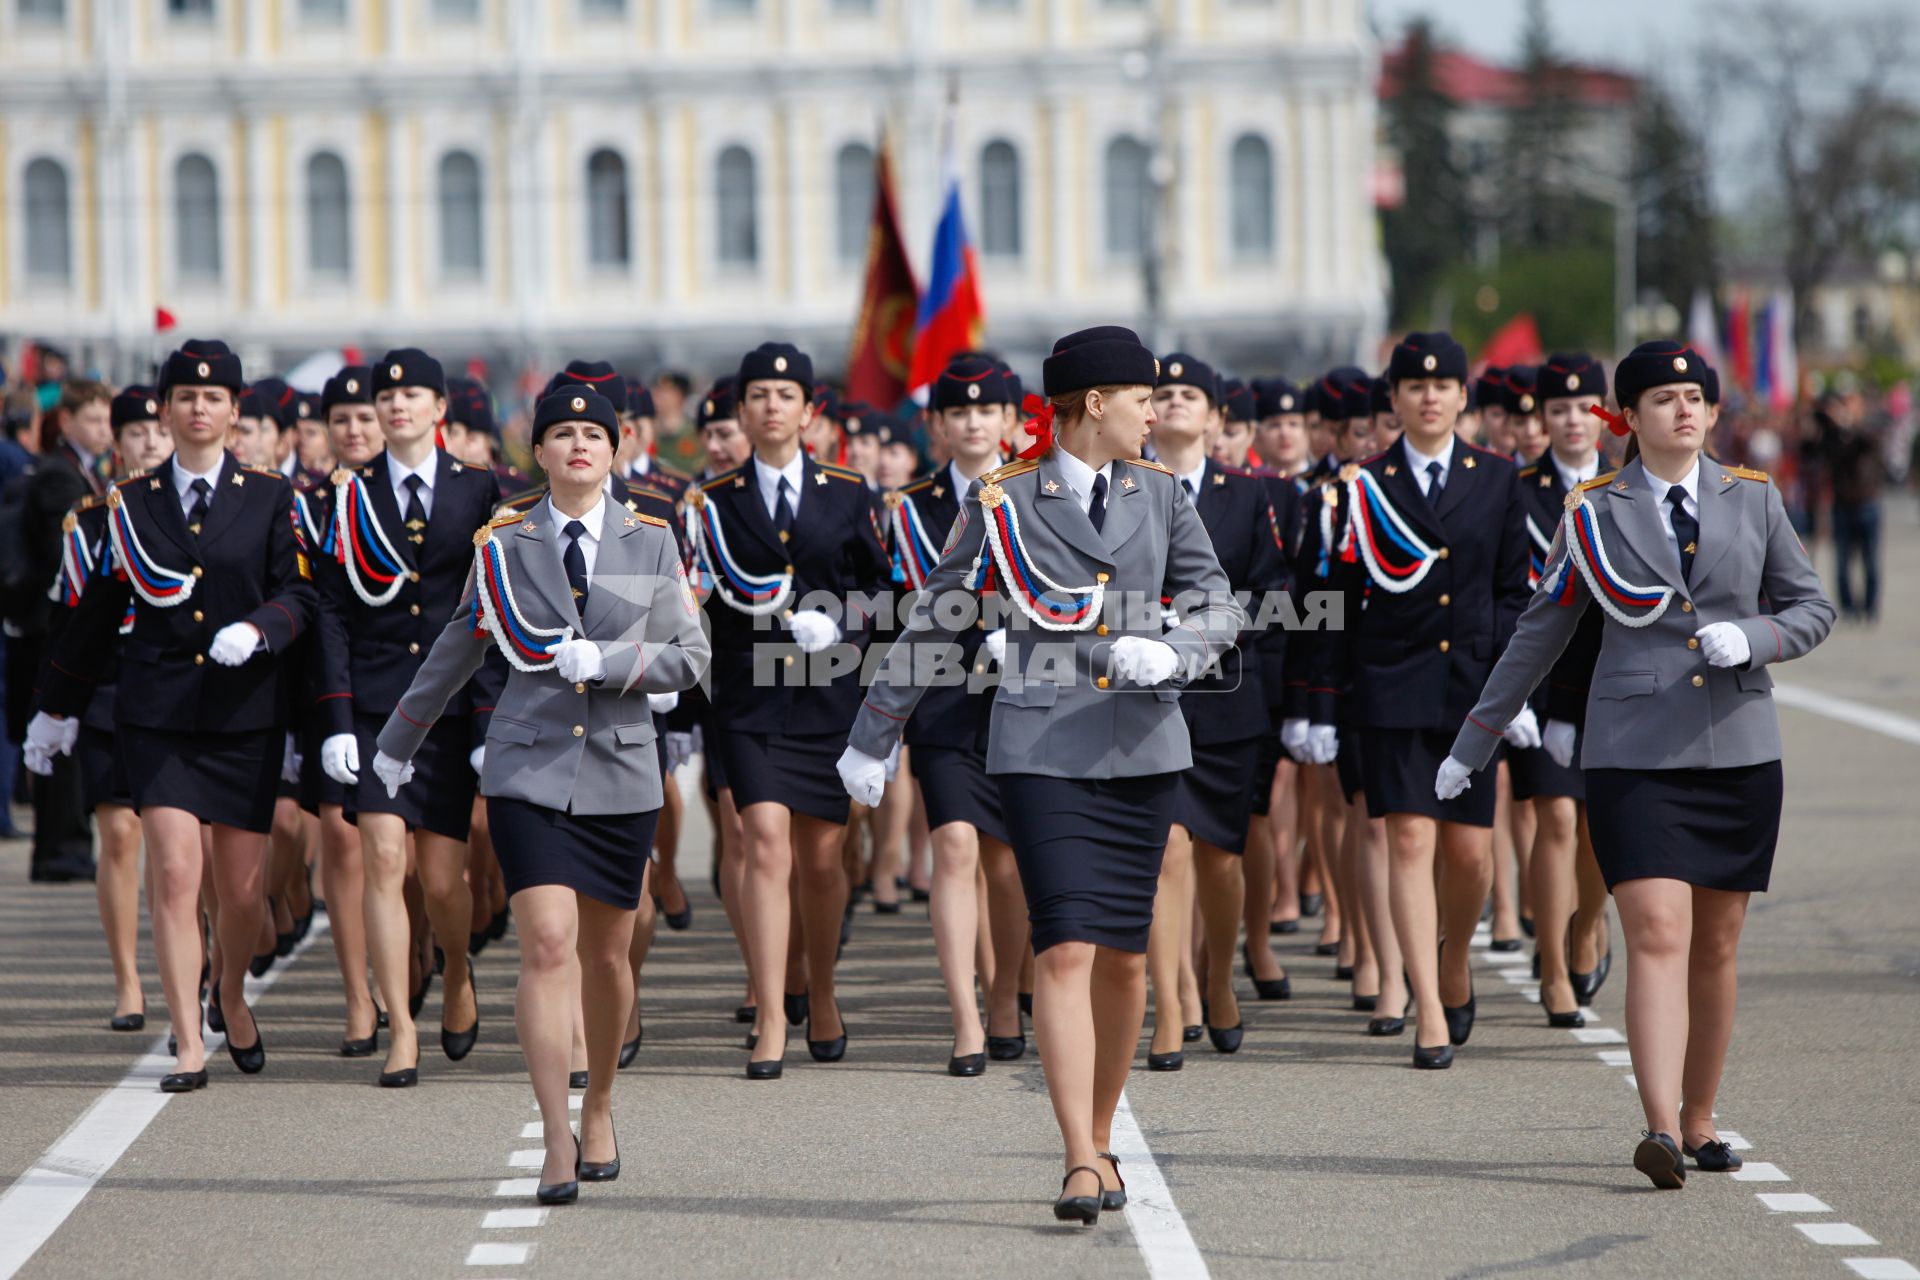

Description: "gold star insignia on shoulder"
624 516 639 528
1462 456 1476 469
734 476 746 488
1540 474 1552 487
1043 479 1060 493
931 485 944 499
1120 475 1135 490
625 500 639 511
814 472 828 486
361 467 373 477
1385 464 1398 476
1720 473 1736 484
451 463 463 473
231 472 245 485
1613 481 1629 491
524 520 538 531
149 478 162 491
1213 472 1226 486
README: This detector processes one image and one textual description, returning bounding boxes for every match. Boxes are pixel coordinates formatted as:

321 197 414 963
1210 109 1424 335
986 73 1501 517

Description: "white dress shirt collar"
172 454 224 513
1550 450 1600 492
947 459 980 499
1643 458 1700 513
1176 458 1208 503
388 448 436 492
1049 447 1113 510
1400 433 1456 492
544 492 607 577
753 451 806 518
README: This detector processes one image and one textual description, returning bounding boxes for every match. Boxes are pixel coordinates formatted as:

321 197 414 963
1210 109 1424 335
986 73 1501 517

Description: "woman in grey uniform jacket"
1437 341 1834 1189
374 389 710 1205
839 326 1244 1223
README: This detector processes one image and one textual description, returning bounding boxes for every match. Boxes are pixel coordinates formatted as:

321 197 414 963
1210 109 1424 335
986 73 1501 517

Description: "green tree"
1498 0 1586 253
1632 84 1717 316
1380 18 1472 327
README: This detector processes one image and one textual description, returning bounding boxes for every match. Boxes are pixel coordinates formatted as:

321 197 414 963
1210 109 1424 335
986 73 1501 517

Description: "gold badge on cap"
1153 358 1161 377
1566 373 1581 392
1280 394 1295 411
345 378 358 394
705 399 716 416
848 418 860 432
571 396 586 412
298 401 311 417
1423 354 1438 372
196 361 211 377
1673 356 1689 373
1519 395 1535 413
145 398 157 415
967 383 980 401
773 356 789 373
389 363 403 379
1169 361 1184 378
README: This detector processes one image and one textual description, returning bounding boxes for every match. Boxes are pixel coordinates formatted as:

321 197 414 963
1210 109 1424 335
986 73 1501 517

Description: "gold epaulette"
72 492 109 514
1726 465 1770 483
499 486 547 514
980 458 1038 485
1575 471 1619 494
700 468 743 493
1517 463 1539 479
1125 457 1173 475
900 475 936 495
633 512 669 528
814 461 864 483
652 460 692 484
625 480 674 506
242 465 287 479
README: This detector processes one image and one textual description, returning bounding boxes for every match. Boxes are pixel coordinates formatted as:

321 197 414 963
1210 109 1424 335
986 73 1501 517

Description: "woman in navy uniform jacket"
692 343 891 1079
1439 340 1834 1187
1310 333 1533 1068
893 356 1029 1075
30 340 317 1092
313 348 501 1087
840 326 1245 1223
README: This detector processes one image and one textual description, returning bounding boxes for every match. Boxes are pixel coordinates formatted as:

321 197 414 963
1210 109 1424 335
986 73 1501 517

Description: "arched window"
306 150 351 280
438 149 484 279
23 157 71 284
1103 135 1150 261
979 139 1021 260
1230 133 1274 260
834 142 874 266
174 152 222 283
716 145 757 268
587 148 631 268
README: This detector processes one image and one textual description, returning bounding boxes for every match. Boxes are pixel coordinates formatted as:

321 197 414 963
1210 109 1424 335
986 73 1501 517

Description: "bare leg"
740 801 795 1059
981 839 1028 1038
1571 812 1610 975
1679 886 1750 1146
653 770 688 919
1032 941 1102 1199
868 757 910 909
1312 765 1346 950
793 814 849 1041
1436 821 1492 1008
1193 843 1244 1030
713 787 752 1006
929 822 984 1056
1353 806 1404 1016
624 863 657 1047
1529 796 1580 1013
414 832 477 1038
1491 761 1528 943
1146 825 1194 1055
317 806 376 1041
1242 810 1288 984
576 893 640 1166
1385 813 1444 1049
360 812 421 1074
510 885 581 1186
1336 795 1375 995
1089 945 1147 1198
94 804 145 1019
1268 760 1302 927
140 808 211 1072
205 824 271 1052
1613 877 1694 1136
974 859 995 993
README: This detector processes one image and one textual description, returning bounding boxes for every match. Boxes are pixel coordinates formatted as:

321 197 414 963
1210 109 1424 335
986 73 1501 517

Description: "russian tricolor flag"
906 125 986 397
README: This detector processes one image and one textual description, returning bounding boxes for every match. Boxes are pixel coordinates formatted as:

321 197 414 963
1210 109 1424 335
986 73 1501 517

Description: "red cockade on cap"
1016 394 1055 460
1588 404 1629 436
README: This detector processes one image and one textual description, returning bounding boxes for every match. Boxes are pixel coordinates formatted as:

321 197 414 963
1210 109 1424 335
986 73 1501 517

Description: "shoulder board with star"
1575 471 1620 494
72 492 110 515
1725 465 1770 483
498 486 548 514
1517 463 1540 479
242 465 287 480
485 510 528 531
1125 457 1173 475
651 460 692 484
813 461 865 483
624 480 676 507
900 475 937 496
631 512 669 528
980 458 1038 485
114 473 148 491
700 466 746 493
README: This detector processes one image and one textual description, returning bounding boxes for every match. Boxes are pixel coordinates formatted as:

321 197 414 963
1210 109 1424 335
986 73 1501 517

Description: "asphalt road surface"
1 502 1916 1280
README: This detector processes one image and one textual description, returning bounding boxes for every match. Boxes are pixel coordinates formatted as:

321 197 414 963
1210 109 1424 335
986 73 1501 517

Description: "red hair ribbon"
1588 404 1629 436
1016 393 1055 460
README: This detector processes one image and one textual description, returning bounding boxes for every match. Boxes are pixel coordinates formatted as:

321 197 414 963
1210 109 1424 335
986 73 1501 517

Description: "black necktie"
1425 460 1445 507
1668 487 1698 584
186 477 211 537
773 476 795 542
1181 478 1196 503
563 519 589 615
1088 471 1109 533
402 474 428 546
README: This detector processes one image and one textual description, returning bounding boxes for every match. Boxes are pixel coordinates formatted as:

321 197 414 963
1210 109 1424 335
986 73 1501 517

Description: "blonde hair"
1047 384 1137 431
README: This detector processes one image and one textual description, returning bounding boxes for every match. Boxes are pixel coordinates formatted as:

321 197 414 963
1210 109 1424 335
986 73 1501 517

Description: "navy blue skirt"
1171 737 1261 853
1336 727 1367 804
346 709 475 840
996 771 1177 954
118 724 281 834
1361 727 1498 827
716 729 849 826
1508 742 1586 802
910 744 1009 845
77 725 132 810
486 795 660 910
1248 733 1285 817
1584 763 1782 893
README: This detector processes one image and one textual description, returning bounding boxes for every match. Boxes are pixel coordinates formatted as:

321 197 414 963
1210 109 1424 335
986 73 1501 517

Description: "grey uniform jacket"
1449 456 1833 773
848 452 1247 779
377 502 711 816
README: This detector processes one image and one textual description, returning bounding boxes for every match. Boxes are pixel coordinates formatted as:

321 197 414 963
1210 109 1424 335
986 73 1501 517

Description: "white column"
1046 93 1074 300
245 113 274 318
385 112 411 316
1300 89 1328 300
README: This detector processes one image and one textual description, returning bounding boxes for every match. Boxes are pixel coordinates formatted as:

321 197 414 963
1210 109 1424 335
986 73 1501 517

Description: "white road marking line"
1758 1193 1832 1213
519 1122 543 1138
0 919 329 1280
494 1179 540 1197
529 1095 583 1110
1774 682 1920 747
1844 1261 1920 1280
464 1242 532 1266
1110 1091 1209 1280
506 1149 545 1169
1719 1130 1751 1151
1597 1050 1633 1066
1571 1027 1625 1044
482 1209 549 1229
1731 1162 1791 1182
1797 1223 1879 1246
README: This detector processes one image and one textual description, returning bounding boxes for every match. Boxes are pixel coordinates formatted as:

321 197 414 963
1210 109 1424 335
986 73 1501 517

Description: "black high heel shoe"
110 1010 147 1032
1147 1049 1185 1072
408 968 433 1020
1299 892 1323 917
1442 976 1476 1046
1053 1167 1103 1225
783 991 809 1027
1269 918 1300 935
1206 1021 1244 1054
1243 943 1292 1001
441 968 479 1062
618 1017 642 1069
225 1007 266 1075
469 927 490 957
986 1013 1026 1061
1352 994 1378 1013
1367 1015 1406 1036
806 1004 847 1063
1097 1152 1127 1211
1018 992 1033 1017
206 982 226 1035
1573 947 1613 1006
341 1027 379 1058
1545 1003 1586 1028
537 1134 582 1205
569 1070 590 1089
1634 1131 1686 1189
488 906 509 941
580 1128 620 1182
745 1042 783 1080
947 1050 986 1077
159 1068 208 1094
734 1004 757 1025
1181 1024 1202 1044
1411 1041 1454 1069
378 1053 419 1088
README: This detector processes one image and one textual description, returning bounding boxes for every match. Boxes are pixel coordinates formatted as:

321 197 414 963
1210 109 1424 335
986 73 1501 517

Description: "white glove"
24 742 52 776
27 711 80 759
665 731 694 774
372 750 414 799
1503 704 1542 750
883 741 902 782
788 610 841 654
1696 622 1751 669
1109 636 1178 685
1280 718 1310 762
647 691 679 714
208 622 263 667
836 745 887 808
983 628 1007 665
281 735 302 784
549 638 606 684
1544 719 1577 769
469 745 486 774
1435 755 1474 801
320 733 360 785
1306 723 1339 766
